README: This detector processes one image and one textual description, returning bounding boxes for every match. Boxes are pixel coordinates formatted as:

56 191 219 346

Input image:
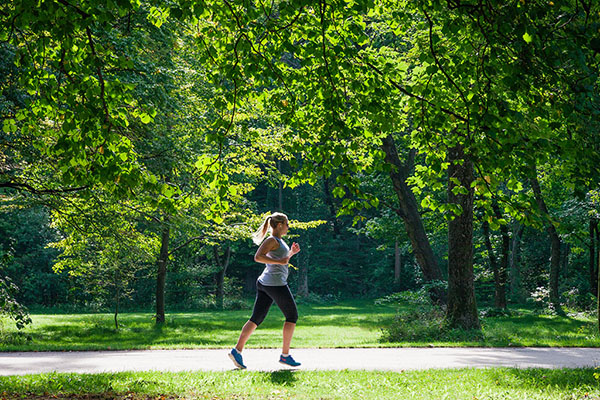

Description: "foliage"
0 246 31 330
0 200 66 307
376 282 483 342
295 291 339 305
2 0 600 329
375 281 447 308
561 287 596 313
194 277 250 311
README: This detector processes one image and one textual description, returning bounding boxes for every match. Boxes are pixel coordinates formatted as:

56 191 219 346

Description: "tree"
0 247 31 331
50 196 156 328
183 0 600 330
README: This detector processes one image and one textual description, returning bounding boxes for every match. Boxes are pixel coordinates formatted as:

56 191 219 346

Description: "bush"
379 307 446 342
479 307 514 318
380 307 485 343
197 294 250 310
295 292 339 305
378 284 484 344
561 287 596 312
375 280 447 308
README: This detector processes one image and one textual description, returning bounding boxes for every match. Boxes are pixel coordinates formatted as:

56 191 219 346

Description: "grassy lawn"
0 300 598 351
0 368 599 399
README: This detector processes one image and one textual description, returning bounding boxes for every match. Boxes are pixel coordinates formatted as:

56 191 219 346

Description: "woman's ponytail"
252 216 272 245
252 212 288 245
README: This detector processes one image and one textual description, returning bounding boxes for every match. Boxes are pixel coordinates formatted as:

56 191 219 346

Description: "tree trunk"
155 224 170 324
590 218 598 297
446 144 480 330
492 203 509 309
381 135 446 304
482 220 502 308
562 243 570 276
214 245 231 310
509 222 524 302
278 160 283 211
245 269 257 294
114 270 120 330
597 241 600 334
596 225 600 295
323 176 341 237
530 173 562 314
298 251 309 297
394 240 401 283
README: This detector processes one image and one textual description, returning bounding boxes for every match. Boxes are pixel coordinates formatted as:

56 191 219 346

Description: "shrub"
295 292 339 305
378 283 484 344
561 287 596 312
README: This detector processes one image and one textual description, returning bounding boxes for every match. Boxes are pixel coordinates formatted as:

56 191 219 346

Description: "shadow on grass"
380 306 599 347
496 368 599 390
15 302 397 349
0 369 598 398
268 369 298 386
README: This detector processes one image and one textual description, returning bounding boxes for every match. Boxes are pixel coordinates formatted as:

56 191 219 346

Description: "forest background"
1 0 600 338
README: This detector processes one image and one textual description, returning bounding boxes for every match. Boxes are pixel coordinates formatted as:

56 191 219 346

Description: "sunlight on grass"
0 368 599 399
0 300 598 351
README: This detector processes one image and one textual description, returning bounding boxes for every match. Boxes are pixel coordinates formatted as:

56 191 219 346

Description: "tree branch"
169 236 205 256
0 180 87 195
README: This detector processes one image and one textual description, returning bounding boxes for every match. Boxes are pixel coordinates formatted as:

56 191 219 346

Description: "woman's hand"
290 242 300 256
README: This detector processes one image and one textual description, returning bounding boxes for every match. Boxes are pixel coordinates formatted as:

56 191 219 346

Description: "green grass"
383 306 600 347
1 368 599 399
0 300 598 351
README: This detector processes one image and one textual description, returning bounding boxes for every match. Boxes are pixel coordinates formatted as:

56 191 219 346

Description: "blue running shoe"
228 348 246 369
279 354 301 367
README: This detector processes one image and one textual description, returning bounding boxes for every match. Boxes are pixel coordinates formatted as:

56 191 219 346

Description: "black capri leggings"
249 280 298 326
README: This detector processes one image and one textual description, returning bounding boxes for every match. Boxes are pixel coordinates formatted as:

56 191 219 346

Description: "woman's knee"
250 314 266 326
285 309 298 324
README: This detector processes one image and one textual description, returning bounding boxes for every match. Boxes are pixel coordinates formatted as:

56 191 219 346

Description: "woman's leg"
261 285 298 354
282 321 295 354
235 320 257 352
236 283 273 352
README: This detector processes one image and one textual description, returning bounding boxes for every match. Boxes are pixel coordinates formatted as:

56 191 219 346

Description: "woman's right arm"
254 237 288 265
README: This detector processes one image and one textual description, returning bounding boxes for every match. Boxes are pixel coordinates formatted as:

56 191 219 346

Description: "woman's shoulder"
268 235 286 248
264 236 281 248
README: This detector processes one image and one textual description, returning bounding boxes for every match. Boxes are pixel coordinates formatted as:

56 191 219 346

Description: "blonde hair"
252 212 288 245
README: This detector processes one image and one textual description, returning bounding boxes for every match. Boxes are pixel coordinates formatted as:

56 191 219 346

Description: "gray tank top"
257 236 290 286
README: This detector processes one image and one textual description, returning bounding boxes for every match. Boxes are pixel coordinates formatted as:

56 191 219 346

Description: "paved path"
1 348 599 375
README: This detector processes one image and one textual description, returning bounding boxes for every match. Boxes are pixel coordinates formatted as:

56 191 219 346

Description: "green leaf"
522 32 532 43
139 113 151 124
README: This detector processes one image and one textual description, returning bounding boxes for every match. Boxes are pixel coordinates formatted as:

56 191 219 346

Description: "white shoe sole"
279 360 301 368
228 353 246 369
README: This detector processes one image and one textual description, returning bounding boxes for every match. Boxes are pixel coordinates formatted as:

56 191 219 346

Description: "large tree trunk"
155 224 170 324
509 222 524 301
530 173 563 314
214 245 232 310
381 135 446 304
590 218 598 297
446 144 480 330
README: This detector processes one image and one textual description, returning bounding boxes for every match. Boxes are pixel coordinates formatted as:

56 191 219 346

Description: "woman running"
229 212 301 369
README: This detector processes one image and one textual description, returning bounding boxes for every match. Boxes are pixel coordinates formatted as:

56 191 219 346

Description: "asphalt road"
1 347 599 375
